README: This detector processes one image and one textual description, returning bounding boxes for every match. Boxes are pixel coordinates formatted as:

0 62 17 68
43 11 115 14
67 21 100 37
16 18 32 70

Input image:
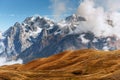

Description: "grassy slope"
0 49 120 80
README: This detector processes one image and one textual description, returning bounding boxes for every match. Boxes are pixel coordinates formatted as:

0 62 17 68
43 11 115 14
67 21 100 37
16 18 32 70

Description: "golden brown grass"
0 49 120 80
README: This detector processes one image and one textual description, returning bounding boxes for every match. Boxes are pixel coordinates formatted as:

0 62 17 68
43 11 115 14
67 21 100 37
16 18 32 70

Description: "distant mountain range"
0 14 120 63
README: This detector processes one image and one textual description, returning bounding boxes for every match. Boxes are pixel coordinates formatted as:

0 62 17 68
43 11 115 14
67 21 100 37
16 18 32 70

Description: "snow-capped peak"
65 14 86 22
1 14 120 63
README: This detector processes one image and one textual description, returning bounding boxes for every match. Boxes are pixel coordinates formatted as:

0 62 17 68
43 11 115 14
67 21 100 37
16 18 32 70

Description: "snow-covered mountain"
1 14 120 63
2 16 54 60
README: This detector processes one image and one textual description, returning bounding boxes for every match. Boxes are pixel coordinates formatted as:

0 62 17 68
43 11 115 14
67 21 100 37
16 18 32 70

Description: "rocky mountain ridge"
0 14 120 63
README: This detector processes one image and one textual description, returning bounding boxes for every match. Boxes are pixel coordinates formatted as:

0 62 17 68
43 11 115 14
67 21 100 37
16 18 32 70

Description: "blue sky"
0 0 80 31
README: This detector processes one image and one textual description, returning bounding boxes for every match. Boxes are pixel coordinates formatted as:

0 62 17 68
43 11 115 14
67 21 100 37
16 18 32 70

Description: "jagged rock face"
65 14 86 22
19 32 118 63
1 14 120 63
3 16 55 59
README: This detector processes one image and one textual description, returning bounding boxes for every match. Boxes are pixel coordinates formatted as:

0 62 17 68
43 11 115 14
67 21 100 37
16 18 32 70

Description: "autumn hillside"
1 49 120 80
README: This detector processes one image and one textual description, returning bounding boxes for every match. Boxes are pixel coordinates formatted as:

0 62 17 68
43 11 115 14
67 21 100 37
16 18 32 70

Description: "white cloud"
95 0 120 11
76 0 120 38
50 0 77 21
0 58 23 66
50 0 68 20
